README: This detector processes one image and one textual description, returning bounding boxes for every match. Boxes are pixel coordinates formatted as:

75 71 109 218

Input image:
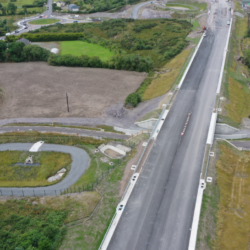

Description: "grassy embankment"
29 19 60 25
0 151 71 187
219 14 250 128
60 41 115 61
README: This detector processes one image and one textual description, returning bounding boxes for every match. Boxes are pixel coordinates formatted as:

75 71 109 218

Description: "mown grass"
167 1 207 11
0 151 71 187
60 41 114 61
29 19 60 25
142 48 191 100
212 142 250 249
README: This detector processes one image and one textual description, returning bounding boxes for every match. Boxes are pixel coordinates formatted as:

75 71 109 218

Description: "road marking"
29 141 44 152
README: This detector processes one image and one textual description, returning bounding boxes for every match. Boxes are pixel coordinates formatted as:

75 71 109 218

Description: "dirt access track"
0 62 147 119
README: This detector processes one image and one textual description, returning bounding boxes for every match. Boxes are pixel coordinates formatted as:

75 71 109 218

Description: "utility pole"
248 12 250 30
66 92 69 112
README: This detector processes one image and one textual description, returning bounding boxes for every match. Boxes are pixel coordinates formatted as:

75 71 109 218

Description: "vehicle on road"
39 15 43 18
73 20 78 23
47 7 49 10
227 20 230 25
15 30 19 33
24 26 28 29
6 33 11 36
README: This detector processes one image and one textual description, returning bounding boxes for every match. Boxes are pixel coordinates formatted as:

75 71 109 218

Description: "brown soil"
0 62 147 119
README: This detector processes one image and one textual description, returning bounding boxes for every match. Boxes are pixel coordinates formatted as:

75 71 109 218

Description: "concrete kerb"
188 17 233 250
98 28 206 250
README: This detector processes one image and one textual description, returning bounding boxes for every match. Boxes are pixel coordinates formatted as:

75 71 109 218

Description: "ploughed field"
0 62 146 118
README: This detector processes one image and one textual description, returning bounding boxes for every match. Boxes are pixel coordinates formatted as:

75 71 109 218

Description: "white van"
227 20 230 25
5 33 11 36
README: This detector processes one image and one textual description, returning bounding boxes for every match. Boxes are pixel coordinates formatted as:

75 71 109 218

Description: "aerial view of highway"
0 0 249 249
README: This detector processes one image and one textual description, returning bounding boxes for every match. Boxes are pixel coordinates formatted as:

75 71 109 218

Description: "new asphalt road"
108 0 231 250
0 143 89 196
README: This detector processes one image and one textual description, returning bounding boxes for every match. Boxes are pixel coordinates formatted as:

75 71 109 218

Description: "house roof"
17 37 30 45
69 4 79 8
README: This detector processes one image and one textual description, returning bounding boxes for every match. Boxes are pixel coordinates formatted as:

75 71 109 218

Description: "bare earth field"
0 62 147 119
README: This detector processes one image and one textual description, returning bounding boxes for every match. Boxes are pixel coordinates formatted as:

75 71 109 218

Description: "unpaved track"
0 143 89 196
0 62 147 119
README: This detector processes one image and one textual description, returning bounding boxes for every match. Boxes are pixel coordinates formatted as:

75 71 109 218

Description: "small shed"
68 4 79 11
16 37 31 45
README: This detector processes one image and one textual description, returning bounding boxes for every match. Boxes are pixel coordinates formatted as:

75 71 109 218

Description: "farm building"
68 4 79 11
56 1 65 7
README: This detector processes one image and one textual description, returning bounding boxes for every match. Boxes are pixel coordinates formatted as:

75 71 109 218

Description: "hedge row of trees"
10 33 84 42
132 23 157 33
48 53 154 72
0 41 50 62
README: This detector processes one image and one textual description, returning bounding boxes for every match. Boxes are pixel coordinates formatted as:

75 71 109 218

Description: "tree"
38 237 52 250
125 92 141 107
22 45 50 61
5 42 25 62
7 3 17 14
0 41 7 62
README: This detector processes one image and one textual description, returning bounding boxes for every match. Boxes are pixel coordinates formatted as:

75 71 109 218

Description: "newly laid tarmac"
108 0 230 249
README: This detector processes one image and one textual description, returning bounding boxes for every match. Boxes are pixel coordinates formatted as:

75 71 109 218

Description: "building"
56 1 65 7
68 4 79 11
16 37 31 45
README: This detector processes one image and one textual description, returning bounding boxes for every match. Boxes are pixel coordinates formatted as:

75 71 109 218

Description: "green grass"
0 151 71 187
165 3 195 9
192 19 200 30
29 18 60 25
60 41 115 61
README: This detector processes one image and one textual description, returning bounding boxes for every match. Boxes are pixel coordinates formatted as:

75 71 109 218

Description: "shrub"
125 92 141 107
20 33 84 42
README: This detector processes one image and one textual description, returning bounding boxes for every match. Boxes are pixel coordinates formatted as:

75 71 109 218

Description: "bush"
125 92 141 107
133 23 157 33
22 45 50 61
20 33 84 42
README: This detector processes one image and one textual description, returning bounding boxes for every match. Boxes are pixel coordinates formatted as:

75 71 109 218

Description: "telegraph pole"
66 92 69 112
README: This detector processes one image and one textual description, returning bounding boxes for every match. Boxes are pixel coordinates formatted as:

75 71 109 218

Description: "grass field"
0 151 71 187
212 142 250 249
60 41 115 61
29 19 60 25
165 3 194 9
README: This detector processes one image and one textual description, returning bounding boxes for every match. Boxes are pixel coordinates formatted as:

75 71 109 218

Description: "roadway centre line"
188 16 233 250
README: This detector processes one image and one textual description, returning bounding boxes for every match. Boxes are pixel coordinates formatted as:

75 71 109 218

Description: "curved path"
0 143 89 196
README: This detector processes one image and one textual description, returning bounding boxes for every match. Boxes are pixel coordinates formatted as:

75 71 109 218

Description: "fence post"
0 189 2 196
44 190 46 196
55 190 57 196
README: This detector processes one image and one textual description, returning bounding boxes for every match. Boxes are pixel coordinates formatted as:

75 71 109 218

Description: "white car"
6 33 11 36
227 21 230 25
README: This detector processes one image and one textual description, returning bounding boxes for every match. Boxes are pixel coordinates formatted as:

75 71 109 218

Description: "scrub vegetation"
0 192 101 250
0 151 71 187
